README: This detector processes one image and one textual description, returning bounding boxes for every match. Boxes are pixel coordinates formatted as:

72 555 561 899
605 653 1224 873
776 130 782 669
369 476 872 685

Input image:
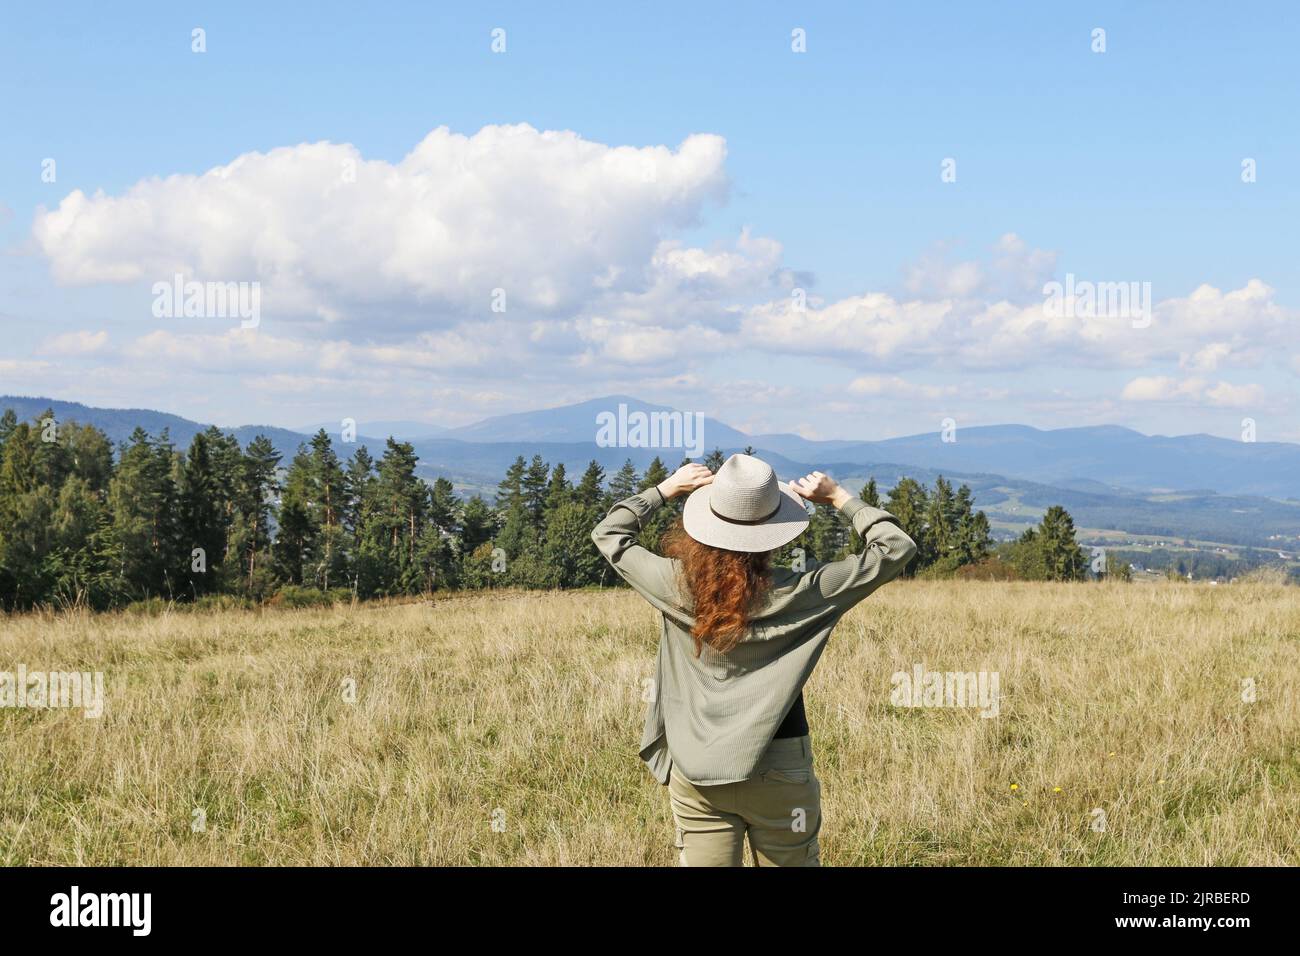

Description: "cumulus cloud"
1121 375 1264 408
742 270 1296 375
39 329 109 355
122 326 494 374
903 232 1058 300
1204 380 1267 408
24 126 1293 426
33 124 732 329
1120 376 1204 402
848 374 958 401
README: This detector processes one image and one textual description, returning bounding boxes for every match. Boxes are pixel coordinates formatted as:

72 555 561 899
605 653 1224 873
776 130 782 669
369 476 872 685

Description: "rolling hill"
4 393 1299 551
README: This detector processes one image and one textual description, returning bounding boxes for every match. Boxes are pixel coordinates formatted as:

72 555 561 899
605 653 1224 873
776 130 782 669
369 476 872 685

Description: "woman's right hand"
657 463 714 500
789 471 851 508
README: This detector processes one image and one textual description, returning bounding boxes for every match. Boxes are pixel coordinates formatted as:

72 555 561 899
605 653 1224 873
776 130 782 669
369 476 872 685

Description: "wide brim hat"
681 453 810 553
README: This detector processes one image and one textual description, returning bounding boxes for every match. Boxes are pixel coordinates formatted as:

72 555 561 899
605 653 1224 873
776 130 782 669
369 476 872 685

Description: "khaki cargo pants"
668 735 821 867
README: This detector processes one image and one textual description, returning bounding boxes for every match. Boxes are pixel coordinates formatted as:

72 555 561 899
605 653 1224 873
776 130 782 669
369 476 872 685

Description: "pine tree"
545 462 571 514
884 477 929 574
521 454 550 533
542 500 606 587
636 456 674 549
608 459 640 502
459 496 496 553
0 409 17 456
108 428 184 599
230 434 281 596
639 457 669 494
343 446 376 539
861 477 880 508
205 428 244 574
47 475 115 608
1038 505 1087 581
0 419 41 607
64 421 113 494
308 430 347 589
1007 528 1046 580
425 477 461 589
954 484 992 564
179 430 230 597
274 446 317 587
807 502 846 562
368 438 428 594
496 456 526 509
575 460 605 508
925 476 958 562
31 408 73 491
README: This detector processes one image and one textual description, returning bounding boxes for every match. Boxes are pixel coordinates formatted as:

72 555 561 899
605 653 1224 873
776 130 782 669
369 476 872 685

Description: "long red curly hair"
662 518 772 656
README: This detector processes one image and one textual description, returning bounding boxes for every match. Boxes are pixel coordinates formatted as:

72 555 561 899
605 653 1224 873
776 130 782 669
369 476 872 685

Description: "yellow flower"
1052 786 1063 793
1009 783 1019 791
1108 751 1116 757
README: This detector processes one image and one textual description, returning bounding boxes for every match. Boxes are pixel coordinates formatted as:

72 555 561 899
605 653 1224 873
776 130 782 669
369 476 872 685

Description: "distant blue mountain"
440 394 755 448
295 419 448 441
809 423 1300 499
0 396 385 458
4 394 1299 552
422 395 1300 500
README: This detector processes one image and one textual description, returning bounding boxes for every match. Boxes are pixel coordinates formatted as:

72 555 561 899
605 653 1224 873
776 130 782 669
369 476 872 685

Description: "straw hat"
682 453 810 553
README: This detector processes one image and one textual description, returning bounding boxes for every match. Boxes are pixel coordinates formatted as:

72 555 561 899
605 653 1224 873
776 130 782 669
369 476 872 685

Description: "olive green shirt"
591 487 918 786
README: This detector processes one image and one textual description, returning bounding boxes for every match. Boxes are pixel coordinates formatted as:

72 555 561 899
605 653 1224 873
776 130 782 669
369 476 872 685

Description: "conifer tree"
607 459 640 502
229 434 280 595
179 429 230 596
108 428 184 599
884 477 929 574
521 454 550 532
861 477 880 508
575 460 605 508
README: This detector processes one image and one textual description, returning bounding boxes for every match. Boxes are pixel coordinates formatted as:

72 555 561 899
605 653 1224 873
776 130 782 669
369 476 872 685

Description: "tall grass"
1 581 1297 865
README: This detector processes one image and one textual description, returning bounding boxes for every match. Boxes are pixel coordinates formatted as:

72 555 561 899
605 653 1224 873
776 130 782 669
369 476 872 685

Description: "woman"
591 453 917 866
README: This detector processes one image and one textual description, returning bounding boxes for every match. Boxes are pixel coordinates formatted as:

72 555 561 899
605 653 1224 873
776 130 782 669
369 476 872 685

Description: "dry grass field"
2 580 1298 866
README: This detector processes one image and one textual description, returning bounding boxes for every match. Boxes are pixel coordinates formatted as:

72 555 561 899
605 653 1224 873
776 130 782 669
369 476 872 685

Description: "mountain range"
4 393 1298 551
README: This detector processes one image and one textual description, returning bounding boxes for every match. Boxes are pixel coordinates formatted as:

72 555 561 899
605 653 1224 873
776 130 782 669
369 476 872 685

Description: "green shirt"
591 487 918 786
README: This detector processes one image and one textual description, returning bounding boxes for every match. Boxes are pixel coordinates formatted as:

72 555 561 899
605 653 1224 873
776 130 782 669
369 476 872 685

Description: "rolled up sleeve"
591 488 684 611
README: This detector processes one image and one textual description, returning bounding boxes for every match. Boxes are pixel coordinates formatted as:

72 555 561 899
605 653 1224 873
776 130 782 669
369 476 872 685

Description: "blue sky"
2 1 1297 442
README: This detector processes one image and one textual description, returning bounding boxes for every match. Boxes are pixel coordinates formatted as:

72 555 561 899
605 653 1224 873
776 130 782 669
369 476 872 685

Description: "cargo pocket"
761 768 812 785
673 825 686 866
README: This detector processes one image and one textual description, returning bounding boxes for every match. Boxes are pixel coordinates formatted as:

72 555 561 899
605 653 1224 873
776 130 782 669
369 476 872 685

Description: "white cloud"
743 273 1296 375
903 233 1058 300
39 329 109 355
1204 381 1266 408
1121 375 1264 408
0 359 55 377
848 374 958 401
1120 376 1205 402
21 126 1295 430
34 124 731 329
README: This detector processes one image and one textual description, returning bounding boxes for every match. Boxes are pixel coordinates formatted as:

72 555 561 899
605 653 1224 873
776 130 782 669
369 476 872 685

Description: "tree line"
0 407 1094 612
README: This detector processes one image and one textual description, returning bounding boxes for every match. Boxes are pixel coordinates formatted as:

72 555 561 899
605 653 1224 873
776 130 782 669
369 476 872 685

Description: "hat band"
709 499 783 526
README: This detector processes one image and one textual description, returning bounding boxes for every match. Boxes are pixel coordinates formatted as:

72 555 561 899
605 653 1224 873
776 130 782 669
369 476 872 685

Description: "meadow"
1 580 1297 866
